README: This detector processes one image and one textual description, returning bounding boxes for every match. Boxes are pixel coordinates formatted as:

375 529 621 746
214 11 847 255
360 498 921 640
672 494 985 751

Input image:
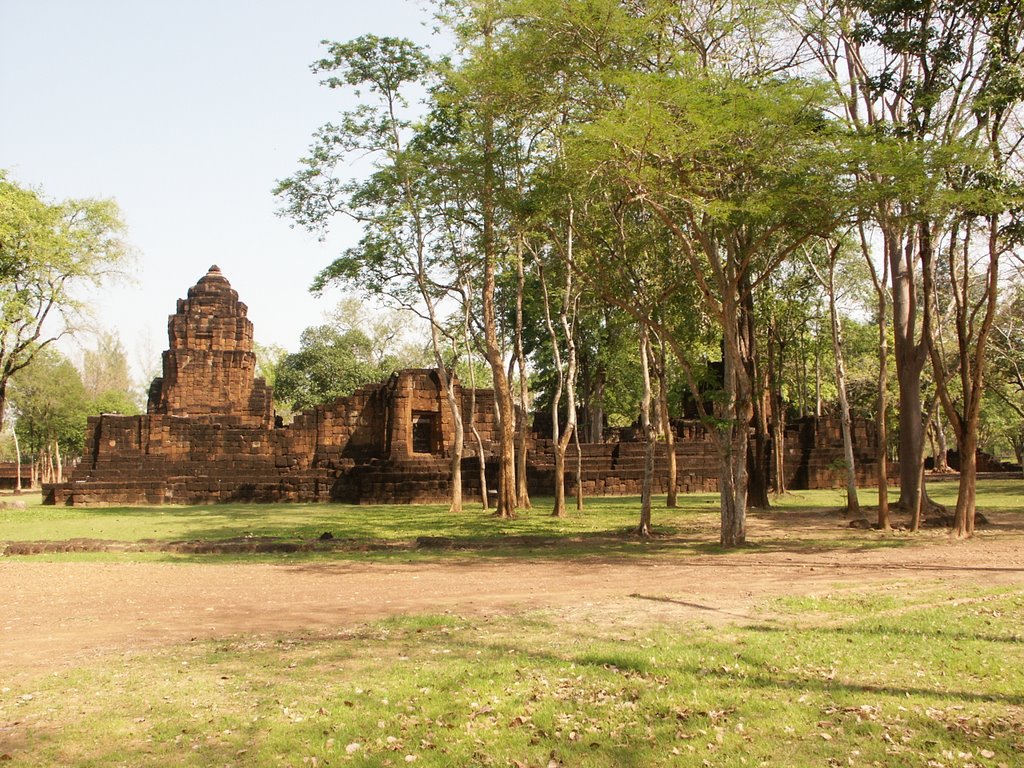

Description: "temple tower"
147 265 272 426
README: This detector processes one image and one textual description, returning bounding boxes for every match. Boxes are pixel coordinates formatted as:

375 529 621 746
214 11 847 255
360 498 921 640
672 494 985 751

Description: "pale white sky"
0 0 442 382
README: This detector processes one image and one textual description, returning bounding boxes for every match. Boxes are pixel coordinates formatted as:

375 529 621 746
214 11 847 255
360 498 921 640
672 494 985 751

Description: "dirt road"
4 526 1023 683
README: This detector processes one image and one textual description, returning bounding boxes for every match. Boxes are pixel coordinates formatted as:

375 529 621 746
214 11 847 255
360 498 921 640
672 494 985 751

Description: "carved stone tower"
147 265 273 426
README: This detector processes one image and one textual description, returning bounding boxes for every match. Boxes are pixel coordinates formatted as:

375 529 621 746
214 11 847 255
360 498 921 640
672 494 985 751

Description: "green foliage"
9 347 89 456
0 172 128 434
252 342 287 390
273 324 389 413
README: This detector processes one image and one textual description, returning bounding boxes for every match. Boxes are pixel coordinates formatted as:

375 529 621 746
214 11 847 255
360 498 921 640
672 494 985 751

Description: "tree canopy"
0 172 129 434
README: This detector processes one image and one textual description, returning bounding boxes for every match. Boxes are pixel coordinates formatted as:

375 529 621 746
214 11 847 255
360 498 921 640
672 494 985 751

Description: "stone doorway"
412 413 436 454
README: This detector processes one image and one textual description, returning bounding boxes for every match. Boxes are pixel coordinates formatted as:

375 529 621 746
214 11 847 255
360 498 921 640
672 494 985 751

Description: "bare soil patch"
2 512 1023 685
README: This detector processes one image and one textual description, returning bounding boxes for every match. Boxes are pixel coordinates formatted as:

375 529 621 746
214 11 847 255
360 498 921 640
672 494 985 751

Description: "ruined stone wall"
45 266 889 507
524 416 888 499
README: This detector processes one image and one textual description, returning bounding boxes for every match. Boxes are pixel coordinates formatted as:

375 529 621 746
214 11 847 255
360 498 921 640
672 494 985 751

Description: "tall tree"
10 347 90 484
274 324 389 412
582 71 846 546
807 240 862 516
794 0 1024 516
923 1 1024 536
276 35 473 513
0 173 128 434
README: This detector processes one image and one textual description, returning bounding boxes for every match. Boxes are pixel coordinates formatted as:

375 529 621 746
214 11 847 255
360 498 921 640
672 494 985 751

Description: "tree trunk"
876 311 891 530
814 328 822 417
553 429 567 518
657 339 678 508
741 278 771 509
443 373 464 514
860 223 891 530
514 239 532 510
890 227 932 512
13 418 22 494
719 293 750 548
638 325 654 537
934 410 949 472
927 215 1001 538
425 318 463 514
767 331 781 495
590 366 605 442
825 253 861 517
911 397 939 532
573 408 584 512
463 297 489 510
479 58 516 520
953 431 977 537
799 333 808 418
539 264 567 518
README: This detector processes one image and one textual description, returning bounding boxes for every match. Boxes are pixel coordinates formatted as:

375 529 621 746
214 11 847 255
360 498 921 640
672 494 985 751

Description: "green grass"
2 479 1021 563
3 585 1022 766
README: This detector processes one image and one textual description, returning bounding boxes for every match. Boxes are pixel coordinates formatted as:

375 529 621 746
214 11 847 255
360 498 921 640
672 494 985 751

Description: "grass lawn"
2 479 1021 564
3 585 1022 767
2 479 1022 765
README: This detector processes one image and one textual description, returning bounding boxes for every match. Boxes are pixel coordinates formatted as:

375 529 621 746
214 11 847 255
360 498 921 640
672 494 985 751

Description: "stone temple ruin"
45 266 883 506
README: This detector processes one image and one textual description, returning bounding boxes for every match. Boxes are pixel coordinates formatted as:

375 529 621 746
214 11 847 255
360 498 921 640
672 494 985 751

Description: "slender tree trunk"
591 366 605 442
768 332 786 495
552 423 566 517
560 291 580 516
539 265 567 518
934 409 949 472
514 238 532 510
799 333 808 418
824 251 861 517
860 224 890 530
814 325 823 417
425 316 463 514
479 62 516 520
911 398 939 532
465 333 489 510
929 215 1001 538
741 279 771 509
573 408 584 512
13 419 22 494
657 338 678 508
638 325 655 537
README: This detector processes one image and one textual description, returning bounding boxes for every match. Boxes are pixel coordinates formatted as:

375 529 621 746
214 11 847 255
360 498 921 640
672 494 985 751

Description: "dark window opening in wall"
412 413 435 454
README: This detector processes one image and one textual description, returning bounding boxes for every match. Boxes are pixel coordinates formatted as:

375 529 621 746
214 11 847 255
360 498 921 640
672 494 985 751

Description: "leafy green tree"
986 281 1024 474
0 172 128 434
795 0 1024 533
277 35 479 513
579 69 847 546
274 325 388 413
10 347 89 483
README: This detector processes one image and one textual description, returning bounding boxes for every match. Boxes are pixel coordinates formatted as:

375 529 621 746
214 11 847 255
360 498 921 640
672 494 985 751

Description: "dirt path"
4 526 1023 684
